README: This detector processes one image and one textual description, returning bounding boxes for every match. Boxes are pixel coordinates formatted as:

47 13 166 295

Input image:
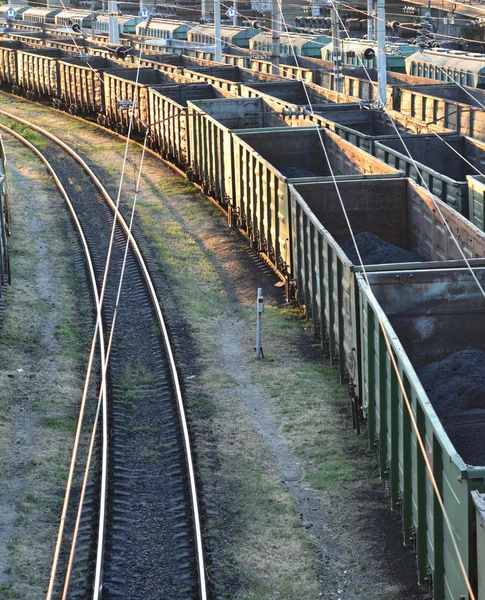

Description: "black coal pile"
341 232 424 265
280 167 317 178
418 347 485 466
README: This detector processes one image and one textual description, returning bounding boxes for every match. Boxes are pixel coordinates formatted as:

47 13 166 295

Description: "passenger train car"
322 38 418 72
405 48 485 88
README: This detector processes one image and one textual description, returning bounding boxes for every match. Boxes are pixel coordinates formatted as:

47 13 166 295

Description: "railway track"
0 110 206 600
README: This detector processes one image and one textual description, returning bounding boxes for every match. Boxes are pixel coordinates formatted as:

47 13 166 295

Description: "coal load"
341 232 424 265
418 348 485 466
280 167 316 178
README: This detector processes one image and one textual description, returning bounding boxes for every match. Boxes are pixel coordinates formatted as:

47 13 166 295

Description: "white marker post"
255 288 264 359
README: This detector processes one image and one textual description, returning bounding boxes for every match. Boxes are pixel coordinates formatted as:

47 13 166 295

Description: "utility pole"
214 0 222 62
376 0 386 106
271 0 280 75
331 0 343 93
234 0 241 26
108 0 120 45
91 0 96 42
367 0 373 39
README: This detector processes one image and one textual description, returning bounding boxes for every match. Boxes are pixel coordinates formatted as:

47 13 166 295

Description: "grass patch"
158 177 198 196
0 585 21 598
142 442 166 464
136 207 229 320
41 416 77 432
55 321 74 341
129 425 153 434
119 363 155 405
121 363 155 388
7 121 48 149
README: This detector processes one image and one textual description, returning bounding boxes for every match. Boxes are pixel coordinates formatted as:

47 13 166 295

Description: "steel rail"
0 107 208 600
0 120 108 600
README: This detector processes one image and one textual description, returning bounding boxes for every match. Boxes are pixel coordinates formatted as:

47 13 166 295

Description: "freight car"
186 95 311 201
148 83 236 166
358 265 485 600
289 175 485 392
238 80 355 111
303 103 452 154
373 134 485 218
398 83 485 140
101 68 189 134
178 65 282 95
56 56 129 114
290 176 485 596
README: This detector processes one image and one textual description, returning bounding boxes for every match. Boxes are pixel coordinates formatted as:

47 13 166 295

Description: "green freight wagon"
358 268 485 599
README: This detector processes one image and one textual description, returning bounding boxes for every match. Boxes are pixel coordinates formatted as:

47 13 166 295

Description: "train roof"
188 24 260 41
136 19 194 33
323 38 418 56
406 48 485 73
250 31 331 49
95 14 142 25
22 7 62 17
55 10 95 18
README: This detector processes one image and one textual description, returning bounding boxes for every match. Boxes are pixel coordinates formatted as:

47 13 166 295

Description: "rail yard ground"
0 94 424 599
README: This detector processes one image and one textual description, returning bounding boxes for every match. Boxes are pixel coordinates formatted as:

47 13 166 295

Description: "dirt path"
0 95 424 599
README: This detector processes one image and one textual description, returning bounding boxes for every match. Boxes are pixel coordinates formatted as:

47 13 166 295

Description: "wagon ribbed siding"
249 57 315 83
0 42 22 87
399 84 485 140
148 83 234 167
374 134 485 218
229 128 399 277
472 491 485 599
240 80 353 110
58 57 122 114
289 177 485 404
186 96 304 201
467 175 485 232
16 48 65 98
102 68 186 134
358 268 485 599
